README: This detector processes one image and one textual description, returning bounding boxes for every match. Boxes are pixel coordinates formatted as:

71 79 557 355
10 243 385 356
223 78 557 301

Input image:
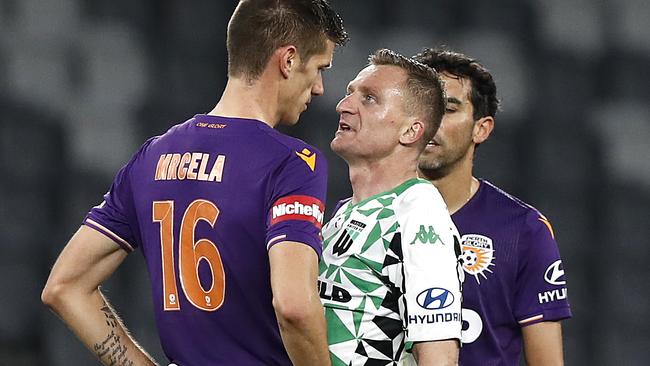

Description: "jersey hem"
266 230 322 257
83 219 134 252
518 306 572 327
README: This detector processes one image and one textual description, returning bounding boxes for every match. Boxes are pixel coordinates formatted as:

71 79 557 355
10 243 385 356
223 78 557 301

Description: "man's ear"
400 120 425 145
278 45 298 79
473 116 494 144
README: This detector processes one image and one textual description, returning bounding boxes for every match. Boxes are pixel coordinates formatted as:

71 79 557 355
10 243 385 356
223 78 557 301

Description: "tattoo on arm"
101 305 118 328
93 306 135 366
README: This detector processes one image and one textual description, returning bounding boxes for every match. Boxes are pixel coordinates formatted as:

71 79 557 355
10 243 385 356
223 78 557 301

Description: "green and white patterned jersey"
319 178 463 366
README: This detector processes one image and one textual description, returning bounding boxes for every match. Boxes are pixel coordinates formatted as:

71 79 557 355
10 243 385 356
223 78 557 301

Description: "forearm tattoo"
92 305 135 366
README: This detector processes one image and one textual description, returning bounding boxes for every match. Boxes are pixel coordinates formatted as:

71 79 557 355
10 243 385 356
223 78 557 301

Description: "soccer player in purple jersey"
41 1 348 365
413 48 572 365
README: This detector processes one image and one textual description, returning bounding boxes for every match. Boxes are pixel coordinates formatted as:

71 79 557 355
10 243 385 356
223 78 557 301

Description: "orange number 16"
152 199 225 312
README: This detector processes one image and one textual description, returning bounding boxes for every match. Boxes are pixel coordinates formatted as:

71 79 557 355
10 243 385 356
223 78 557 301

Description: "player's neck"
209 77 281 128
421 158 478 214
347 155 419 204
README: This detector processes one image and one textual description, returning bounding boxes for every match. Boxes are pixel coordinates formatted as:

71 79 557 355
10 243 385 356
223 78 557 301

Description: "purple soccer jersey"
452 180 572 366
84 115 327 365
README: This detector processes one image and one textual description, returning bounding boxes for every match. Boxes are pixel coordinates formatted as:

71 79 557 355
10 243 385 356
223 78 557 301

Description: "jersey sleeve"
266 145 328 256
83 140 153 252
395 184 463 343
514 212 572 326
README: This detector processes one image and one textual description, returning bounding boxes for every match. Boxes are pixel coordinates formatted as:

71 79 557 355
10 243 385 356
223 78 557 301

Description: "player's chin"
281 113 301 126
418 158 443 172
330 136 347 155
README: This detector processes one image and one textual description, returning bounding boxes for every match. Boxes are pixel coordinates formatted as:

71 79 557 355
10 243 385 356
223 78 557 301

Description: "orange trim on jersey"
538 216 555 239
85 218 135 252
518 314 543 325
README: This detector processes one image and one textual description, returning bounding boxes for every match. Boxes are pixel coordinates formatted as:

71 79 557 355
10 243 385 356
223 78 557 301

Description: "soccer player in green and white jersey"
319 49 464 366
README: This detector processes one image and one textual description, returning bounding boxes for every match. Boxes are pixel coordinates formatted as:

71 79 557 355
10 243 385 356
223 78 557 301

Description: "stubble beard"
418 156 452 181
418 145 468 181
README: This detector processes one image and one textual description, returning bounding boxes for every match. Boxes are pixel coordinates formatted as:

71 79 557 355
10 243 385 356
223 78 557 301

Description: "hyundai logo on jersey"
416 288 455 310
544 260 566 286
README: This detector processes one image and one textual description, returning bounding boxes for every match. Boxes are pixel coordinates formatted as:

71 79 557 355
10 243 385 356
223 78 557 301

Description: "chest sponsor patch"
460 234 495 284
270 195 324 228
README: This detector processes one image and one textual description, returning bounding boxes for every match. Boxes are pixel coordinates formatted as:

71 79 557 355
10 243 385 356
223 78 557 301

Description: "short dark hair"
413 47 499 121
369 48 446 148
227 0 348 80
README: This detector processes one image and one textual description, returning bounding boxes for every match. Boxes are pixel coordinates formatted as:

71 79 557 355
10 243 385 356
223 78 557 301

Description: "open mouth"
427 140 440 147
338 122 352 131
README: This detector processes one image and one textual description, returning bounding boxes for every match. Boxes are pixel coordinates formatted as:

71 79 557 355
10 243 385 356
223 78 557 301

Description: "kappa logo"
460 234 495 284
295 148 316 171
410 225 442 245
544 260 566 285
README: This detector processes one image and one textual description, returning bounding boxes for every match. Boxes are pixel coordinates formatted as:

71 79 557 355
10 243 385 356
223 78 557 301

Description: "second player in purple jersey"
415 47 571 365
86 115 327 365
453 180 571 365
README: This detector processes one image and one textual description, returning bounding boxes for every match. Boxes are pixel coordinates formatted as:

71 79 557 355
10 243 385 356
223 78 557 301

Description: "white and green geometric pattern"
319 179 464 366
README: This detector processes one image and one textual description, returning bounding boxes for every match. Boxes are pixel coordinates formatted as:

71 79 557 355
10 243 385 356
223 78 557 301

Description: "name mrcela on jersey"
155 152 226 182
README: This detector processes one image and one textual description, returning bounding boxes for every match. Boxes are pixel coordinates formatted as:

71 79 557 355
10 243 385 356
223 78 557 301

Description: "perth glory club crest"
460 234 495 284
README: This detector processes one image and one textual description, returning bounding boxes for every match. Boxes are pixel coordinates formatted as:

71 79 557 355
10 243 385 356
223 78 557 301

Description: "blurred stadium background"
1 0 649 364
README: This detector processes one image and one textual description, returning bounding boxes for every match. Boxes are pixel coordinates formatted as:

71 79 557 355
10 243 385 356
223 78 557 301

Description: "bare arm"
412 339 459 366
42 226 159 366
269 241 330 366
522 321 565 366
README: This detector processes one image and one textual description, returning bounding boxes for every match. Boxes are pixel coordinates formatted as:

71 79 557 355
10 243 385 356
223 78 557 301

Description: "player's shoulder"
124 116 211 168
263 131 326 175
266 129 324 159
481 180 536 212
330 197 352 217
480 179 553 233
139 117 194 151
394 178 447 213
397 178 445 204
123 134 164 166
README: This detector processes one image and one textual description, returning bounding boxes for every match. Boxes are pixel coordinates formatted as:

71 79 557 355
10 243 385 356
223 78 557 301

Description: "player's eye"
363 94 376 103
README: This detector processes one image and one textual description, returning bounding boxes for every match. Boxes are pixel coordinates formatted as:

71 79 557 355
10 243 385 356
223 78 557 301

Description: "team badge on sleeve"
270 195 324 228
460 234 495 284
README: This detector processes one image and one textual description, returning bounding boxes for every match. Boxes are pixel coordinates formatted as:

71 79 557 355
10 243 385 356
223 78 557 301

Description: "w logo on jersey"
331 220 366 256
332 231 353 256
460 234 495 284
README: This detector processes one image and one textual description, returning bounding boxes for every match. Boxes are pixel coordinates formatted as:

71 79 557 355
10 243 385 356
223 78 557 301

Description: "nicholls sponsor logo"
271 195 324 228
